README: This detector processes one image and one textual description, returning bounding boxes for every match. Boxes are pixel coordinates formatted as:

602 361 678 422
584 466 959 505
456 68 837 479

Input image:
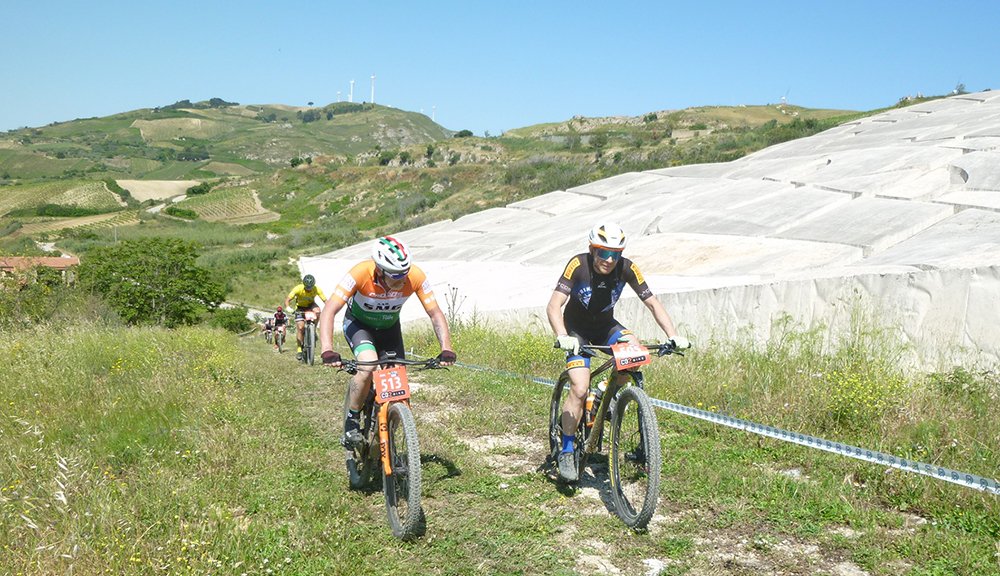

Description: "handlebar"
553 340 684 357
339 356 448 374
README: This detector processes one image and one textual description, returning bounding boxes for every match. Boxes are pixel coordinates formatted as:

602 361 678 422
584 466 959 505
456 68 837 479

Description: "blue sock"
561 433 576 454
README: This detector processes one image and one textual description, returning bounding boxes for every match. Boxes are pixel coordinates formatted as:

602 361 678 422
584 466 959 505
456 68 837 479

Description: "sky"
2 0 999 136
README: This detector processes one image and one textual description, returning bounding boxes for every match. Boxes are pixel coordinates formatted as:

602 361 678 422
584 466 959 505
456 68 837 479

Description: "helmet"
589 222 626 250
276 306 283 312
302 274 315 289
371 236 411 275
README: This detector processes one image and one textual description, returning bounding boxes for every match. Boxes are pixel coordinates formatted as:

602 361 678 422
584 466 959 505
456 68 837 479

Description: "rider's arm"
642 296 679 340
425 305 454 353
546 290 570 336
319 297 347 354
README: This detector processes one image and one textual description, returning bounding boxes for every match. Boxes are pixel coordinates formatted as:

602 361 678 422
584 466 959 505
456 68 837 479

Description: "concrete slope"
303 91 1000 370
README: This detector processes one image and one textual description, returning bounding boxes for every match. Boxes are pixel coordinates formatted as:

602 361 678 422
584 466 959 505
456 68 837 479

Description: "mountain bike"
548 341 680 530
340 353 445 540
274 324 286 353
264 325 273 345
297 309 318 364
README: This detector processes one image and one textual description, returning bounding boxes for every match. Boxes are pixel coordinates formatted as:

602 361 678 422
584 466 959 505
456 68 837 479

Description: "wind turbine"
370 74 376 104
349 80 355 103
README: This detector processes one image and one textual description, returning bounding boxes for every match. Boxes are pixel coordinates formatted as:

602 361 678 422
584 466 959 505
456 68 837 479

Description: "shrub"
211 306 254 333
164 205 198 220
78 238 225 327
187 181 212 195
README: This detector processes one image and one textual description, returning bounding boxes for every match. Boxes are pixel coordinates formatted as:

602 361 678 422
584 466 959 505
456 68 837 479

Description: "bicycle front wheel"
383 402 423 540
608 385 661 530
304 323 315 365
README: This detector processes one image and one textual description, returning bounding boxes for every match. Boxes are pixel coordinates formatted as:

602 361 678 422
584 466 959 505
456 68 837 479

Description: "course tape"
451 360 1000 495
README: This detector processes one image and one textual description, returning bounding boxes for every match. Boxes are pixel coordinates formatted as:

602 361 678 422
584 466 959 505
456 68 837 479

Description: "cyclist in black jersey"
546 222 690 482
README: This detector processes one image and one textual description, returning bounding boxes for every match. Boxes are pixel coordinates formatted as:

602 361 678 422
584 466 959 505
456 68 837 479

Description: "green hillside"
1 95 908 307
0 98 450 181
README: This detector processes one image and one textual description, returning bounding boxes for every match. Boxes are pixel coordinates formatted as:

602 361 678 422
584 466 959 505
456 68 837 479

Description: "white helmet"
588 222 626 250
371 236 411 275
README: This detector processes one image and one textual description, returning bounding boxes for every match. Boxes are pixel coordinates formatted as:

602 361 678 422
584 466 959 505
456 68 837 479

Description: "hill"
1 96 868 307
0 98 450 181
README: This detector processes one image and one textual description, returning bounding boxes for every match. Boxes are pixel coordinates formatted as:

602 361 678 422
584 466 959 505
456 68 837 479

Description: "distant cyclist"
272 306 289 350
547 222 690 483
286 275 327 360
318 235 456 449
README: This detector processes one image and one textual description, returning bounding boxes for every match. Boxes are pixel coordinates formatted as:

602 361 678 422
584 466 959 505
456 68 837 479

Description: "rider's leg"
295 319 305 351
560 365 590 452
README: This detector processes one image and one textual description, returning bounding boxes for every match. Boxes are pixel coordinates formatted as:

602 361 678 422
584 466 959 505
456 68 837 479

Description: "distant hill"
0 95 886 307
0 98 451 181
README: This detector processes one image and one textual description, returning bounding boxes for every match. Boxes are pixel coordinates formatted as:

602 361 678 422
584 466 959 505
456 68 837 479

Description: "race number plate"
373 366 411 404
611 342 651 370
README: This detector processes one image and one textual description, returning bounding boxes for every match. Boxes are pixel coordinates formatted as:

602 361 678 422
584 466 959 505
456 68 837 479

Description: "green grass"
1 317 997 574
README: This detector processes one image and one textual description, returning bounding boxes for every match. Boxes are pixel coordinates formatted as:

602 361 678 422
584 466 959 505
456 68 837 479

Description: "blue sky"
2 0 998 135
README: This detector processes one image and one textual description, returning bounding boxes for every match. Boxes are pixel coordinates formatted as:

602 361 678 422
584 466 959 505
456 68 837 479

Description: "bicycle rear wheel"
383 402 423 540
548 371 588 479
304 323 315 365
608 385 661 529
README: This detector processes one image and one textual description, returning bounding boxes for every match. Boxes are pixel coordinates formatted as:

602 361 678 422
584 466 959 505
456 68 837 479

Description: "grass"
3 316 995 575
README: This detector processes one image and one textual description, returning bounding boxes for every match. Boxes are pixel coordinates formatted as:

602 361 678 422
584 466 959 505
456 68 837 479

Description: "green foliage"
824 369 907 427
78 238 225 327
210 305 254 333
6 203 107 218
163 205 198 220
453 129 474 138
186 181 212 195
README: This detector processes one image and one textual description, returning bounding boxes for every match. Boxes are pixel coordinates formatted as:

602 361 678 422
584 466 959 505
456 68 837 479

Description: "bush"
78 238 225 327
187 182 212 195
164 205 198 220
211 306 254 333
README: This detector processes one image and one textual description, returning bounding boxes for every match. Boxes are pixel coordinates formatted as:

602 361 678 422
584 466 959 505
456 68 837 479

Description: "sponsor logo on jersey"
563 257 581 280
630 262 645 285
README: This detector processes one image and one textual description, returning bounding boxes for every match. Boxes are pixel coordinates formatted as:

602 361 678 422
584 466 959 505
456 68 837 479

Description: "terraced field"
14 210 142 236
177 187 278 223
0 180 122 216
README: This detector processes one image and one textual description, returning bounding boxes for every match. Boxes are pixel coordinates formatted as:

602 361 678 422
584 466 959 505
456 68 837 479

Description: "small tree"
79 238 225 327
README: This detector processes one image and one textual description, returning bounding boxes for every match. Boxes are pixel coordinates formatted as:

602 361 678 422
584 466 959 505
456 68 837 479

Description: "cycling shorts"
343 316 405 360
563 319 632 369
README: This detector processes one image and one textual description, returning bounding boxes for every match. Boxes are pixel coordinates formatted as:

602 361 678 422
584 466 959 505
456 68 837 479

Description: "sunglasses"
385 270 409 280
593 247 623 261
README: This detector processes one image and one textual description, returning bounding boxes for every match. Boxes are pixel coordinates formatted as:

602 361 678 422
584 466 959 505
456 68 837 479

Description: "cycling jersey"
330 260 438 329
286 283 326 309
554 253 653 327
273 311 288 326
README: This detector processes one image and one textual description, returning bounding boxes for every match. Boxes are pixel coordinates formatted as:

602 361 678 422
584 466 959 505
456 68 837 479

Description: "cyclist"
286 275 327 360
272 305 289 350
547 222 690 483
262 316 274 341
318 235 456 449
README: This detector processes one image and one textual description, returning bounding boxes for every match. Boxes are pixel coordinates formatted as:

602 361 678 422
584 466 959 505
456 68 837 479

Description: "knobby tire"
383 402 423 540
608 385 661 530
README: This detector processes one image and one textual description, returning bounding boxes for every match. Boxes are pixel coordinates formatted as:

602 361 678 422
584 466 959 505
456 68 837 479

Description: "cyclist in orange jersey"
319 235 456 448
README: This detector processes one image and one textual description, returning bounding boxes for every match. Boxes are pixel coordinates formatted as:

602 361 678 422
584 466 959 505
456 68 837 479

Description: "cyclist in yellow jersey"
319 235 456 449
285 274 327 360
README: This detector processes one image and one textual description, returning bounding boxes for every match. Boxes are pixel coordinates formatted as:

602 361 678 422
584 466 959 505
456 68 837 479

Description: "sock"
561 433 575 454
345 410 361 432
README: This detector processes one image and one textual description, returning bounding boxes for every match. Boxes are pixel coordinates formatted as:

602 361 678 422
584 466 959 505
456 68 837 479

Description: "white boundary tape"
451 360 1000 495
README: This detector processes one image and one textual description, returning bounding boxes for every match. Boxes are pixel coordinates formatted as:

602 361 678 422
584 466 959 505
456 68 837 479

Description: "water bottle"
585 391 595 428
590 378 608 421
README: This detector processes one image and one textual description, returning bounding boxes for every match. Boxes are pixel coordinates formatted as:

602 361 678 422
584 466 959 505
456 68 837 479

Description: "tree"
78 238 225 327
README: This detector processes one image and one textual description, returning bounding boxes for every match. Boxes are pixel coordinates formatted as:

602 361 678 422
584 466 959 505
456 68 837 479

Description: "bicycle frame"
343 356 442 476
574 342 678 454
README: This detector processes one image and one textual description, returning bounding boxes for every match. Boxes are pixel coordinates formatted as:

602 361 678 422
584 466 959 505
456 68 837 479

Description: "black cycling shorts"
343 317 405 360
